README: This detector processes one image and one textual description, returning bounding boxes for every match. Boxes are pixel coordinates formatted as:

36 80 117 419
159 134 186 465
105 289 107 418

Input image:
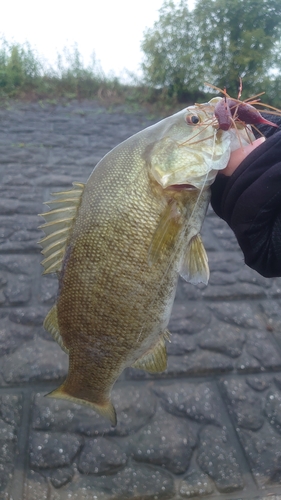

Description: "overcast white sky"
1 0 195 80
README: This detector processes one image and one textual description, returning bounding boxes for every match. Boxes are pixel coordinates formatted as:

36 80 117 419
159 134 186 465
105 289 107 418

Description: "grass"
0 37 280 112
0 37 201 114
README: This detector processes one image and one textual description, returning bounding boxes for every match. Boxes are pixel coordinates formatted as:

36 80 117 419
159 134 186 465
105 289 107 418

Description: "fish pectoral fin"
180 233 209 285
43 305 69 354
148 202 183 266
132 332 168 373
38 182 84 274
46 385 117 427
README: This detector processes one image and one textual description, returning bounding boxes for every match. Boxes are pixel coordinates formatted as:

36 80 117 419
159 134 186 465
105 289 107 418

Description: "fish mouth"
167 183 198 191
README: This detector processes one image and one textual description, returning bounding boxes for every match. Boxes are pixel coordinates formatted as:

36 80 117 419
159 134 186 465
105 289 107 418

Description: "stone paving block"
259 300 281 332
197 320 245 358
179 468 214 498
220 378 265 430
0 394 22 498
8 307 48 329
207 251 244 273
0 215 40 252
35 174 76 187
265 387 281 434
245 330 281 369
3 275 32 306
23 470 49 500
246 374 272 392
220 376 281 488
237 267 273 288
78 437 127 475
39 275 58 305
212 227 241 251
208 270 237 286
235 350 262 372
166 333 197 355
127 405 197 474
1 338 68 384
0 316 35 356
153 381 223 426
0 254 38 276
197 425 244 493
268 281 281 300
238 422 281 488
208 301 264 329
168 302 211 335
45 466 74 489
30 432 82 469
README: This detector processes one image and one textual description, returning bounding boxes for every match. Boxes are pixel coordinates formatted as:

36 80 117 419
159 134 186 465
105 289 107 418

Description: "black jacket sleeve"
211 117 281 278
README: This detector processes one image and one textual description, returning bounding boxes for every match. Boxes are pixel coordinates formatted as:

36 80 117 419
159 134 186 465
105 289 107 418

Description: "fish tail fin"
46 384 117 426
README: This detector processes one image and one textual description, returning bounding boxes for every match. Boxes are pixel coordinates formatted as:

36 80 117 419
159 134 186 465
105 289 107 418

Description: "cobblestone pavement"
1 100 281 500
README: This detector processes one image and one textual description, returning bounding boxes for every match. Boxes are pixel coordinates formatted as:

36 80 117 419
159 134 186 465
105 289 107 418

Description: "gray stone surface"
1 99 281 498
29 432 82 469
0 394 22 497
153 381 223 426
78 437 127 474
179 468 214 498
127 405 197 474
221 378 265 430
1 338 68 384
197 426 244 493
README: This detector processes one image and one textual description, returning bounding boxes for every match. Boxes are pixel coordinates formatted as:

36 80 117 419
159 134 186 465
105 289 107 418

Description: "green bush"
0 38 125 102
0 38 42 96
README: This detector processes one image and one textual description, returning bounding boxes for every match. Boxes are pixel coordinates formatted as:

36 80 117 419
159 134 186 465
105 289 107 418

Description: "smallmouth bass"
39 98 254 425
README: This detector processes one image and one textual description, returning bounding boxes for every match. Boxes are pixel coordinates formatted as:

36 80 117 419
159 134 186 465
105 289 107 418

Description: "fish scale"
39 99 255 425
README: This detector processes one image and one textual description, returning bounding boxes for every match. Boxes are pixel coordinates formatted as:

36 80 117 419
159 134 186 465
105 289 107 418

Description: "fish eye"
186 114 200 125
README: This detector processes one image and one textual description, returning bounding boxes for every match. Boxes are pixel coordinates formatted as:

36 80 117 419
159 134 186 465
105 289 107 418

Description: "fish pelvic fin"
132 332 168 373
46 385 117 427
38 182 85 274
43 305 69 354
148 201 183 267
180 233 209 285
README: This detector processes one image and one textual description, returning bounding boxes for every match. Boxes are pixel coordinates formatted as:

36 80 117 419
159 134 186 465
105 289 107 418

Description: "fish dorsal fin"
43 305 69 354
148 201 183 266
38 182 84 274
132 332 169 373
180 233 209 285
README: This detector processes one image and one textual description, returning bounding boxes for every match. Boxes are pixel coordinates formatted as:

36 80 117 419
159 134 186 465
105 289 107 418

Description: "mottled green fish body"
39 99 254 425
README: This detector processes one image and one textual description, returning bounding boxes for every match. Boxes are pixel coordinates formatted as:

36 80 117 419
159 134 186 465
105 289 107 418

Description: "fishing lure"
207 80 280 132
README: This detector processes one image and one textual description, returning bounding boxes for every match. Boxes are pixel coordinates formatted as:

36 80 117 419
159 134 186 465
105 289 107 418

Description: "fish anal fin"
132 333 168 373
148 202 183 266
180 233 209 285
46 385 117 426
43 305 69 354
38 182 84 274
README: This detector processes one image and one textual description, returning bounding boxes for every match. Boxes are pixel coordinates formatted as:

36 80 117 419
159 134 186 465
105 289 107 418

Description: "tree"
141 0 281 101
193 0 281 96
141 0 199 101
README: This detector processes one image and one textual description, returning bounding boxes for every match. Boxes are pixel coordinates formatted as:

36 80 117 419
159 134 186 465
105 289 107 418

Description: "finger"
222 137 266 176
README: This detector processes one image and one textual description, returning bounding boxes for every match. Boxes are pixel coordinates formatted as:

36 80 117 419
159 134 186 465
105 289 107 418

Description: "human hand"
221 137 266 176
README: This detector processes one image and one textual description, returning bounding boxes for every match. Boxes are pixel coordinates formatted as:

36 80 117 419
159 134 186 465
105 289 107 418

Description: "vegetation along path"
0 99 281 500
